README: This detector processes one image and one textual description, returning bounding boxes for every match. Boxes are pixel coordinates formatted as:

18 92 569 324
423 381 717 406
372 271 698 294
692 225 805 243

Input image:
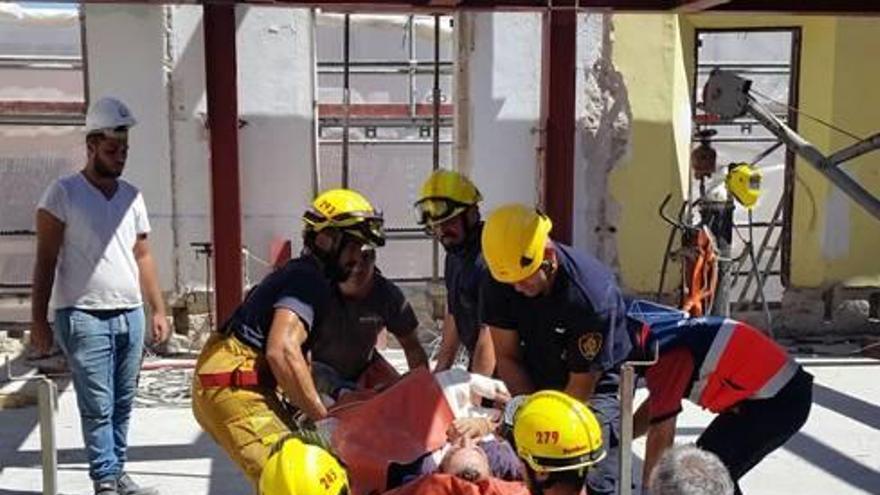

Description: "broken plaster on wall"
578 13 631 270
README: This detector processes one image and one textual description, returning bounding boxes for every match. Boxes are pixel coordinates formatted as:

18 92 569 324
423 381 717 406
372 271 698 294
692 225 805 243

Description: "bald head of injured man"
440 444 492 483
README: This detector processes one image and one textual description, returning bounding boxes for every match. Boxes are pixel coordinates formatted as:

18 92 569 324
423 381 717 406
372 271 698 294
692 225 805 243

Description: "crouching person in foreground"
191 189 386 488
628 300 812 495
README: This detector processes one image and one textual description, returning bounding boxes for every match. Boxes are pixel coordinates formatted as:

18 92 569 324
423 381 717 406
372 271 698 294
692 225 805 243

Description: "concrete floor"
1 355 878 495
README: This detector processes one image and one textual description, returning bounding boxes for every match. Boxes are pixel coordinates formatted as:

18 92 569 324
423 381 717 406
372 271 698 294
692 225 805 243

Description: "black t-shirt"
444 223 488 354
309 273 419 380
481 243 631 391
227 256 332 352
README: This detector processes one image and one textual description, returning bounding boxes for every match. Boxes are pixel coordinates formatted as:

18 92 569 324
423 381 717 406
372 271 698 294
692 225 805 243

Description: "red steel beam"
319 103 454 118
541 2 576 245
204 3 243 323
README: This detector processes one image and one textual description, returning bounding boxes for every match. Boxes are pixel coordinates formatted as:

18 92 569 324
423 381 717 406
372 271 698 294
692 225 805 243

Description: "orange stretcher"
330 368 456 495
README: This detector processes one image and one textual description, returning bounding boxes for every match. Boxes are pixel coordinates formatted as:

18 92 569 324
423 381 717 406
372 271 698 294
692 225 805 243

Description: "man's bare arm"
433 313 460 372
266 308 328 421
31 210 64 354
397 331 429 370
564 371 601 403
134 235 170 344
490 326 534 396
469 326 496 377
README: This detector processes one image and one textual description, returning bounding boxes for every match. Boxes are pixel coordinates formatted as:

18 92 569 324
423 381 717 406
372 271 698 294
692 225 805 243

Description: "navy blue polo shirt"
226 256 332 352
481 243 631 392
444 223 488 354
310 272 419 380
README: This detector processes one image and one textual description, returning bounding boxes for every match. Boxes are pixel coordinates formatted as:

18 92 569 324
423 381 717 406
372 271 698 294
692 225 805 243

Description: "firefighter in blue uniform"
480 204 632 495
414 170 495 376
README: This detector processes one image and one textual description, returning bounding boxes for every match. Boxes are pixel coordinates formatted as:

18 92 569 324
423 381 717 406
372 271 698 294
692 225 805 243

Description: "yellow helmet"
481 204 553 284
513 390 605 474
725 163 762 209
303 188 385 247
259 438 350 495
414 170 482 226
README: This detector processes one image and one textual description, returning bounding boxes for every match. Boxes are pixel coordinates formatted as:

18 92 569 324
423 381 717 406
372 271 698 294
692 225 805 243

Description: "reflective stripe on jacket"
686 320 797 413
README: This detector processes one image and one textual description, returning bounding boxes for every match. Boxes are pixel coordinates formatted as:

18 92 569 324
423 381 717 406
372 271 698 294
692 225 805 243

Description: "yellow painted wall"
680 15 880 288
609 14 692 293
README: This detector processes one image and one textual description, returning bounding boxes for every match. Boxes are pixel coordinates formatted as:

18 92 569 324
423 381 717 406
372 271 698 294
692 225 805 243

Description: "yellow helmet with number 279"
513 390 605 474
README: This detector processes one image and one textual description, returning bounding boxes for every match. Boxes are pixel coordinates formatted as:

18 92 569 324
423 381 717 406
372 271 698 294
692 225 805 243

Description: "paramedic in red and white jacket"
627 300 813 495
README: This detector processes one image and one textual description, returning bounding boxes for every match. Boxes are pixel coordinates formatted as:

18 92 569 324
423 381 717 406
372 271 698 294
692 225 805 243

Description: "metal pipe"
319 66 452 75
619 344 659 495
311 8 322 196
78 3 90 107
827 132 880 166
319 60 452 69
431 14 441 283
735 196 782 306
0 115 85 126
619 364 636 495
751 236 782 309
342 13 351 188
320 118 453 128
746 98 880 220
0 55 82 70
38 378 58 495
3 359 62 495
320 139 453 145
408 15 417 119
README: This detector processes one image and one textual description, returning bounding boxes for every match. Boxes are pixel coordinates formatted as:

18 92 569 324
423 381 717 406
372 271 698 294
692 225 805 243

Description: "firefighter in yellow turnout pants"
192 189 386 488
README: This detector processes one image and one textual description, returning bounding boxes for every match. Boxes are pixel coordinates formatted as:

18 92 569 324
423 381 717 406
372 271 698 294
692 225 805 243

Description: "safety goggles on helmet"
414 197 471 227
303 209 386 248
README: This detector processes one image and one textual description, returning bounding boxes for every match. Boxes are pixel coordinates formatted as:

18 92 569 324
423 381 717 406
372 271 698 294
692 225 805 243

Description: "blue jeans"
54 307 145 482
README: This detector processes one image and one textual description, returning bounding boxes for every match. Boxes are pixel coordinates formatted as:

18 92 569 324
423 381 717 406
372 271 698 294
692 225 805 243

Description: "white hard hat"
85 97 137 134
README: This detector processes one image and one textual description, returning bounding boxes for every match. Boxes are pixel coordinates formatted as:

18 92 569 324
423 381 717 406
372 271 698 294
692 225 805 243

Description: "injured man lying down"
303 367 522 494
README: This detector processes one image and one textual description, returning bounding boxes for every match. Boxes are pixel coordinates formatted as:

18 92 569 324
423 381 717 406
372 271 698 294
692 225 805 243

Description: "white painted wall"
235 6 316 285
84 4 316 294
467 13 541 213
85 4 176 289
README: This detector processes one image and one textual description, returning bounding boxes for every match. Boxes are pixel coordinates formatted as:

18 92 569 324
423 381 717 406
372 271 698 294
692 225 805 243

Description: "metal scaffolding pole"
619 346 658 495
431 14 441 283
341 14 352 188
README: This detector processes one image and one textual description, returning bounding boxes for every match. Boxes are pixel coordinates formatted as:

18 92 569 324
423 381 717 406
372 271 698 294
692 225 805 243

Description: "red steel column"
204 3 243 323
541 4 577 244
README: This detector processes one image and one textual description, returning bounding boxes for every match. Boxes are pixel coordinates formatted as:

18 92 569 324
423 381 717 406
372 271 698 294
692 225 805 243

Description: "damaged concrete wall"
573 13 631 274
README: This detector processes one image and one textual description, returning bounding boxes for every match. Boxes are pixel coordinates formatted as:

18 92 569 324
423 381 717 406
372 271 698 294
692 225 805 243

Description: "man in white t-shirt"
31 97 170 495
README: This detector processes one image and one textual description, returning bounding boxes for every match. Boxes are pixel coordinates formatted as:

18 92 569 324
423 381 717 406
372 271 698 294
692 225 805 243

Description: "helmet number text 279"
535 431 560 444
